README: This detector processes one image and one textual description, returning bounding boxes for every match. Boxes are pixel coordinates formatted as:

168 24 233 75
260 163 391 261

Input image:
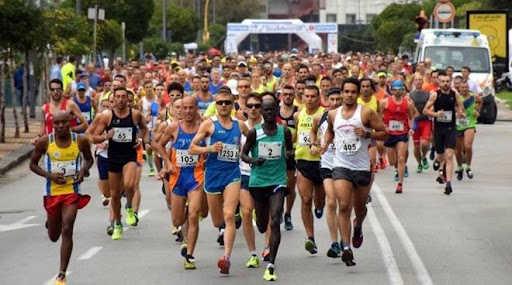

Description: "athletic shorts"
370 139 377 147
286 153 296 170
456 127 476 137
204 169 240 194
249 185 288 202
384 134 409 148
169 168 204 197
332 167 372 188
320 167 333 180
413 120 432 146
96 155 109 180
108 156 137 173
434 126 457 154
43 193 80 216
296 160 322 185
241 175 250 190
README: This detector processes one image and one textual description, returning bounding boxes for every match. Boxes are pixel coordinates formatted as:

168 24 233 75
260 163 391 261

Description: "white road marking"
373 183 434 285
77 246 103 260
15 216 37 224
0 216 40 232
368 204 404 285
43 271 71 285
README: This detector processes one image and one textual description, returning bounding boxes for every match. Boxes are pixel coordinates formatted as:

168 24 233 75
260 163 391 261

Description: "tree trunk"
0 52 6 143
22 50 29 133
9 50 20 138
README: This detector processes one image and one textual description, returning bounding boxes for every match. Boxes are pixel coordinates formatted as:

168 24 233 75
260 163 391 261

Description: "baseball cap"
77 82 86 91
377 71 388 78
226 79 239 95
238 61 247 67
391 80 405 90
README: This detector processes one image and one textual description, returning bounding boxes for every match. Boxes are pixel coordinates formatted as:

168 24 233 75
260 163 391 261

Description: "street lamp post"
88 5 105 65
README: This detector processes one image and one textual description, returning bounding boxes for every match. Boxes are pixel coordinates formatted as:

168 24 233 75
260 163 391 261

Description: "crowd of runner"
30 50 482 284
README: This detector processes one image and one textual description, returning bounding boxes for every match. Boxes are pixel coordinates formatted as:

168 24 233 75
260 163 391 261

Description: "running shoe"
314 208 324 219
422 157 429 169
180 243 188 258
125 207 137 226
416 165 423 173
217 255 231 274
54 273 66 285
456 169 463 181
112 224 123 240
101 195 110 206
148 168 156 177
341 248 356 266
263 267 277 281
366 194 372 204
395 183 403 194
246 254 260 268
433 160 440 171
217 231 224 246
379 157 388 170
466 168 474 179
429 148 436 161
444 182 453 195
106 224 114 236
404 166 409 178
352 218 364 248
184 255 196 270
284 213 293 231
326 242 341 258
261 247 270 261
304 238 318 254
436 174 445 184
393 170 398 181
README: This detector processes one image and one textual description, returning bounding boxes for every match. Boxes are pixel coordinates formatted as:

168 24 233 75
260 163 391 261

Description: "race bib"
456 117 468 127
198 109 206 117
176 150 198 166
336 137 361 156
438 111 453 123
51 160 77 177
113 127 133 143
217 143 239 162
258 141 282 160
298 131 312 146
81 112 91 121
389 120 404 132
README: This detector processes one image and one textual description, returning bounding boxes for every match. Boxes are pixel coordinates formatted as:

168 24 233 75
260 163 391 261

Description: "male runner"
310 87 343 258
293 85 325 254
325 78 387 266
241 96 293 281
86 87 149 239
154 96 205 270
357 78 380 173
455 80 481 180
424 72 465 195
30 111 94 285
381 80 418 193
410 74 432 173
189 89 248 274
139 80 159 176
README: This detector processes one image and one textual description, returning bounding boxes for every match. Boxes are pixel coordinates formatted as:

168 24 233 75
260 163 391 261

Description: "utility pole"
76 0 81 15
162 0 167 41
88 5 105 65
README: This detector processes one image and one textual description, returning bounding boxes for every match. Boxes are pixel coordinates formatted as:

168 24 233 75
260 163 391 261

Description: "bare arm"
68 101 89 132
75 135 94 184
292 111 300 143
86 111 112 144
365 108 388 141
189 120 215 155
423 92 441 117
152 122 177 168
241 128 261 165
322 109 336 153
134 110 150 148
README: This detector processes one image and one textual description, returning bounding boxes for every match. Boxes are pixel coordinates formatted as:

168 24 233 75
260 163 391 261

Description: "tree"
375 21 415 54
44 8 92 56
97 19 123 66
63 0 155 43
150 5 200 43
213 0 261 25
143 38 171 59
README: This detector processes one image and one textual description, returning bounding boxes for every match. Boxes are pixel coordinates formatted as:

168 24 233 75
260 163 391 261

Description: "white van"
414 29 494 97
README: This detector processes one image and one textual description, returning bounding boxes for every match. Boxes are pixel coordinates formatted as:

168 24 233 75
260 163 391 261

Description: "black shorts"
434 126 457 154
384 134 409 148
108 156 137 173
320 168 333 180
249 185 288 202
241 175 250 190
286 153 297 171
332 167 372 187
296 160 322 185
456 127 476 137
96 155 109 180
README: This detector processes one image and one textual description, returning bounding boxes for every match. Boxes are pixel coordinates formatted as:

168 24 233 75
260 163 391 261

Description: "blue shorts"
96 155 109 180
204 169 241 194
169 168 203 197
384 134 409 148
241 175 250 190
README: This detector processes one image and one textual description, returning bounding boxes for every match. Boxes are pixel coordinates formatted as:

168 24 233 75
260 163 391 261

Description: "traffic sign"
433 2 456 23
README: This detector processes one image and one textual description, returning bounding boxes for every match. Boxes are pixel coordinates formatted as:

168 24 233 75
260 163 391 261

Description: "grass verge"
496 91 512 109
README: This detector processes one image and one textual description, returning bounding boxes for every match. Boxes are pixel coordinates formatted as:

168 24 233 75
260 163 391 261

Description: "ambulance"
414 28 497 123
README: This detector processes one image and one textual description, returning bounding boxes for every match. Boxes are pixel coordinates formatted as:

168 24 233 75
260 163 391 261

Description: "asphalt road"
1 122 511 285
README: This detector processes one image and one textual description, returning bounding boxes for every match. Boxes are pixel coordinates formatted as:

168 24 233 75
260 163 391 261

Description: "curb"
0 144 34 175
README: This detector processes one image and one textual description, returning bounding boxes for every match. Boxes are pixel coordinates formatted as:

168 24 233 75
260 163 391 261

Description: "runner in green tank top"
455 80 482 180
242 95 293 282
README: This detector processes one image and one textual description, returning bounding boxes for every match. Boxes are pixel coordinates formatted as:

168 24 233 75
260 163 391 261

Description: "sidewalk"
0 107 40 175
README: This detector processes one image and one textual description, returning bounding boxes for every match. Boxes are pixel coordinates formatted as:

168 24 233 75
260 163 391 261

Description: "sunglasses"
246 103 261 109
282 92 294 97
238 85 250 89
50 88 62 92
169 93 183 97
216 100 233 106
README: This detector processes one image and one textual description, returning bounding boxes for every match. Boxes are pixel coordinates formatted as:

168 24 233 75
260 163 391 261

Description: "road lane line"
77 246 103 260
368 205 404 285
43 271 71 285
373 183 434 285
15 216 37 224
